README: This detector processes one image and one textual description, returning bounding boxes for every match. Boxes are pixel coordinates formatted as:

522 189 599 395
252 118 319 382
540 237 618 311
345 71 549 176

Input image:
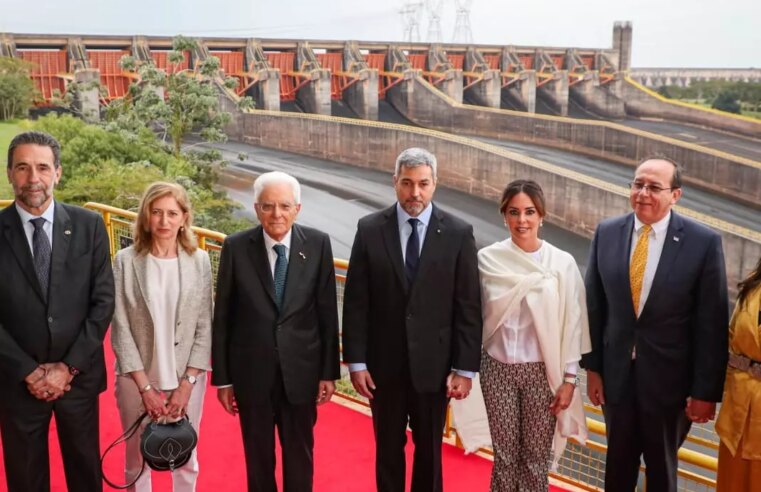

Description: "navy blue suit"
581 211 728 491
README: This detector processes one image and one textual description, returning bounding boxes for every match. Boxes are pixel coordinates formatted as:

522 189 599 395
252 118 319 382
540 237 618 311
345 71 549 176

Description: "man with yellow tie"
581 156 729 492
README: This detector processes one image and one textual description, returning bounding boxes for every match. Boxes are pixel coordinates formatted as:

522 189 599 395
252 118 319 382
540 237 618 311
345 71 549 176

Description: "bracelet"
139 383 153 394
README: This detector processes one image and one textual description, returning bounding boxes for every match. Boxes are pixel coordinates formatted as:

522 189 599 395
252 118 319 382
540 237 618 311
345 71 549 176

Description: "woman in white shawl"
453 180 590 491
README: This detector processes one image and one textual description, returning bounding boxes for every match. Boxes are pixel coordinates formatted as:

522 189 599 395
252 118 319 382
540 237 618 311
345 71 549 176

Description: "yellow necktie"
630 224 652 316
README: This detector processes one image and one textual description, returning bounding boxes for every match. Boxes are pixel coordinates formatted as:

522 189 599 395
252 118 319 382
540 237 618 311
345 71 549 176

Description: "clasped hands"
143 383 193 421
24 362 73 402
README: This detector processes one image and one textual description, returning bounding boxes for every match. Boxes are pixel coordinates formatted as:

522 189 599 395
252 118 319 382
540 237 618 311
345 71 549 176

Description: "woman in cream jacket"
111 182 213 491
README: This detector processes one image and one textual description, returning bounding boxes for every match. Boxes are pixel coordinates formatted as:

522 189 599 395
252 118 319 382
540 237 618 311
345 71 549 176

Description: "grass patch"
0 120 27 199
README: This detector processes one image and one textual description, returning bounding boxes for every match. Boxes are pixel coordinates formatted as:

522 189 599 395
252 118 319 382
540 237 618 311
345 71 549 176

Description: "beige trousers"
114 372 207 492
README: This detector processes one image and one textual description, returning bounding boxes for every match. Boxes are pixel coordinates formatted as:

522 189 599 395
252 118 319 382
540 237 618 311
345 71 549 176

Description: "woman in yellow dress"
716 255 761 491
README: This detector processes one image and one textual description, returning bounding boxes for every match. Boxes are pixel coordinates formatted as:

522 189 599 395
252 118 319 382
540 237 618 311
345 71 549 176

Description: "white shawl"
451 239 591 468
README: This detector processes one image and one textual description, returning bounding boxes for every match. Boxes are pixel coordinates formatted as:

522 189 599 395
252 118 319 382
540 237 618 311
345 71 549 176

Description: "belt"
728 352 761 379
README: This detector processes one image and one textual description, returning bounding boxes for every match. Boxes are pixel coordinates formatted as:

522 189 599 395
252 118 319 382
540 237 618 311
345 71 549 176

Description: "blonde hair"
133 182 197 256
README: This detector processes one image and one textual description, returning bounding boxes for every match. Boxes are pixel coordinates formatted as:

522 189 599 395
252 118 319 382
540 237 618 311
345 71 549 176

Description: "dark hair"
637 154 682 188
499 179 546 217
7 131 61 170
738 256 761 307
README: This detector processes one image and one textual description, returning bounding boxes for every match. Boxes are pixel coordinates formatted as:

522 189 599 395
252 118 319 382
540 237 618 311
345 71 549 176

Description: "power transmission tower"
399 1 424 43
425 0 445 43
452 0 473 44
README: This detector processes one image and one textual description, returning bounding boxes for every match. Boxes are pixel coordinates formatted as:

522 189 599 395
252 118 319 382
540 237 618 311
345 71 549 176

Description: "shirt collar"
634 210 671 239
263 228 292 253
16 200 56 226
396 202 433 227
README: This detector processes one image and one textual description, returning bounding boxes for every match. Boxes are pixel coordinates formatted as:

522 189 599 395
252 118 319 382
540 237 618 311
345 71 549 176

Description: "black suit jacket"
342 204 482 393
581 211 729 409
211 224 340 405
0 202 115 401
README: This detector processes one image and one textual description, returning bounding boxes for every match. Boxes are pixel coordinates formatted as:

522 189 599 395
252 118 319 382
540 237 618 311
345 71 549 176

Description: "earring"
180 226 185 232
540 221 544 227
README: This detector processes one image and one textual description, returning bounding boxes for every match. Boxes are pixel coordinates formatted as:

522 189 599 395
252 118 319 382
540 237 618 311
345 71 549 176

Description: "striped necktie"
630 224 652 316
273 244 288 311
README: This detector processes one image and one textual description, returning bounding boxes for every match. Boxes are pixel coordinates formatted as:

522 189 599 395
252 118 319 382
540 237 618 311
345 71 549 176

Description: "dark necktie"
405 218 420 284
31 217 51 301
273 244 288 311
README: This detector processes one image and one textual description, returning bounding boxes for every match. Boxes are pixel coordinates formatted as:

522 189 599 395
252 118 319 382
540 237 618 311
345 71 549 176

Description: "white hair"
394 147 437 179
253 171 301 204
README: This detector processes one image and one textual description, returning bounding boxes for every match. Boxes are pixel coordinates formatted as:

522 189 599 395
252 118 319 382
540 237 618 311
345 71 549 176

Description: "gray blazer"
111 245 213 379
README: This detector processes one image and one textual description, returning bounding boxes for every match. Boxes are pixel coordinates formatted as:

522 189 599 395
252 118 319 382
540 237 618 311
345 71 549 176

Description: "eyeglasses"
257 202 295 213
629 182 676 194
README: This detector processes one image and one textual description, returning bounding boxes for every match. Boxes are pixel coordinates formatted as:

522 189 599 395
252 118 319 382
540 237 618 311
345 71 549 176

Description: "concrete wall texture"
384 73 761 207
621 78 761 140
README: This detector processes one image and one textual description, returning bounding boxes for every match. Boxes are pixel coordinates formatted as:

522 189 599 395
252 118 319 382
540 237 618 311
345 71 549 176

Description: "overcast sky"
1 0 758 68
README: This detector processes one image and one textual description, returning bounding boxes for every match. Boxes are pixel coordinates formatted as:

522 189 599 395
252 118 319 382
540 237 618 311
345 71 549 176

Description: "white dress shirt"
630 212 671 359
486 242 579 375
630 212 671 318
16 202 55 255
263 229 293 276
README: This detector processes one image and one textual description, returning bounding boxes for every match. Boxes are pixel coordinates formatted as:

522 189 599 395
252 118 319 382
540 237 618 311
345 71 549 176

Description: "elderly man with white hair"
211 171 340 492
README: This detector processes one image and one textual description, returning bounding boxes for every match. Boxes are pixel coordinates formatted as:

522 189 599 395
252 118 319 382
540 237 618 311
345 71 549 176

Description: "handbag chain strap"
100 411 149 489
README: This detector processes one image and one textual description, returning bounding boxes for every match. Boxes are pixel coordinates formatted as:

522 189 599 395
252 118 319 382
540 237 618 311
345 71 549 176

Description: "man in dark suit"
0 131 115 492
212 171 340 492
582 156 729 491
342 148 482 492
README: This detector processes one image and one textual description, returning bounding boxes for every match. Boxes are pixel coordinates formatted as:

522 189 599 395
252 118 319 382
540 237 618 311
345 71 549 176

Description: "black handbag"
101 411 198 489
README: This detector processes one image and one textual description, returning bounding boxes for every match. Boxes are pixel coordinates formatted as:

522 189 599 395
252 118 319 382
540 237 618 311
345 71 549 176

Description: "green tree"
712 90 742 114
97 35 253 233
0 57 36 120
32 113 251 233
106 35 251 158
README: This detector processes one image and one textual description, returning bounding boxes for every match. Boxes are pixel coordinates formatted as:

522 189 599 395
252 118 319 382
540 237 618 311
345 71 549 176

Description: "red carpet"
0 336 567 491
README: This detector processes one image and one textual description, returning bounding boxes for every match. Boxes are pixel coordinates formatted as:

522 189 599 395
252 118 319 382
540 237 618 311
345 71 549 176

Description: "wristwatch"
563 375 580 387
67 364 80 377
182 374 197 385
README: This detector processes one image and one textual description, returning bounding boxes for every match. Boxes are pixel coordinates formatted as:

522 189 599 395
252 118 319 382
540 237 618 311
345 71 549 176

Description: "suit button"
48 317 53 323
406 313 413 320
177 322 181 326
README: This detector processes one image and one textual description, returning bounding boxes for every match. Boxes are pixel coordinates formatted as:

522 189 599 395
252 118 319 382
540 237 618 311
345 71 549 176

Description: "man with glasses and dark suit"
0 131 115 492
211 171 340 492
582 156 729 491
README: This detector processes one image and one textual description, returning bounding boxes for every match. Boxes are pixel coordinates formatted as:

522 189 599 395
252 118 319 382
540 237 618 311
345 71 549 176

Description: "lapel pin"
64 230 71 235
673 236 679 242
299 252 306 260
436 229 441 234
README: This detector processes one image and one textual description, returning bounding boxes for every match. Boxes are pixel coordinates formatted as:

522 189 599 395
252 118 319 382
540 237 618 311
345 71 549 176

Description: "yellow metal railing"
0 200 720 490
